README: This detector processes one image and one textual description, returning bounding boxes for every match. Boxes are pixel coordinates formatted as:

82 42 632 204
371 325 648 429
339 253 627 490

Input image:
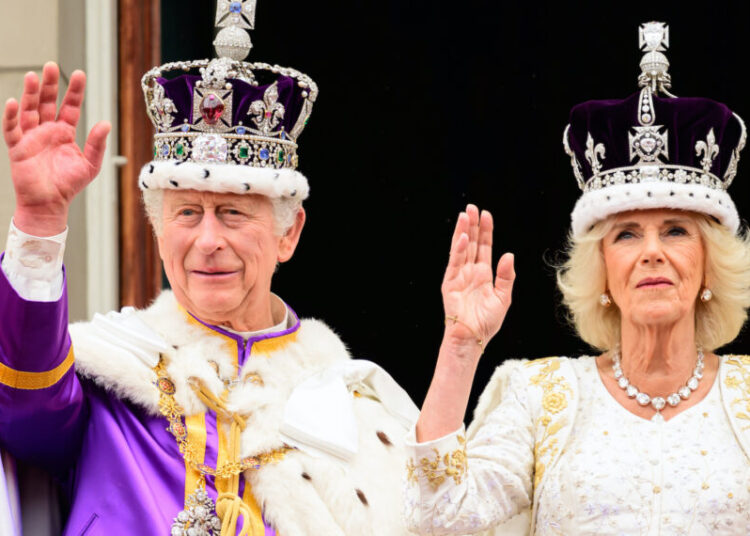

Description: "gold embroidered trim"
526 357 572 489
0 346 75 390
723 355 750 430
407 435 467 490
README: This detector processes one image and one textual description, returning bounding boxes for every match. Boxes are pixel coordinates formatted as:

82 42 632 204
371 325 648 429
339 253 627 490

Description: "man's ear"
278 207 306 263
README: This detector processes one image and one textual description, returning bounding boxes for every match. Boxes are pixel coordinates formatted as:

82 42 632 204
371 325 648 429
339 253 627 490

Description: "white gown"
404 356 750 535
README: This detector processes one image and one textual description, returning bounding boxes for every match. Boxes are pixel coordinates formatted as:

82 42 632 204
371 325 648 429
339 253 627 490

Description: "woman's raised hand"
441 204 515 357
3 62 111 236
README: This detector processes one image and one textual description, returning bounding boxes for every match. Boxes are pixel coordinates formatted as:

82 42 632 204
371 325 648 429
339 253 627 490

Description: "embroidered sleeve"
1 220 67 302
403 369 535 535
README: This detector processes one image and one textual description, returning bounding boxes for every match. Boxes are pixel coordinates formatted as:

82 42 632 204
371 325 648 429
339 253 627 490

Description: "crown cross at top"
639 22 669 52
216 0 257 30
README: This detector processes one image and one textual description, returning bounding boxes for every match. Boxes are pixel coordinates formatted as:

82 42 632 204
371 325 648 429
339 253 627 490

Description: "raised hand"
441 204 515 355
3 62 111 236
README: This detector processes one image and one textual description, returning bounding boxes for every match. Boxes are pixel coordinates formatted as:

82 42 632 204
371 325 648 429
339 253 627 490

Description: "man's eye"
180 209 196 216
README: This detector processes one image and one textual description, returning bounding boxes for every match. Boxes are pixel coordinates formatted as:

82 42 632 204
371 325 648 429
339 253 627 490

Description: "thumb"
495 252 516 293
83 120 111 174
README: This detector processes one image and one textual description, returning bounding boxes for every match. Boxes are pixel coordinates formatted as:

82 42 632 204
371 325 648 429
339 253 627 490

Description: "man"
0 4 417 535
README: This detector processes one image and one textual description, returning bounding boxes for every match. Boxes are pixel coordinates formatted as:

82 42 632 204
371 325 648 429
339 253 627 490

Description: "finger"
494 252 516 296
450 233 469 268
445 213 469 281
446 212 469 277
83 121 111 175
3 98 22 149
449 211 468 250
38 62 60 124
19 71 41 132
57 70 86 127
466 204 480 263
477 210 494 265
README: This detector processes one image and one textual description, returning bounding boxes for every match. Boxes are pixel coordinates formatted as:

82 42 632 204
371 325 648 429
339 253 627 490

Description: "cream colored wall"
0 0 60 260
0 0 118 322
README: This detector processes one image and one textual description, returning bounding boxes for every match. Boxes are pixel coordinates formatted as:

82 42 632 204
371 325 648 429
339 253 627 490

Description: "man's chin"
185 291 243 320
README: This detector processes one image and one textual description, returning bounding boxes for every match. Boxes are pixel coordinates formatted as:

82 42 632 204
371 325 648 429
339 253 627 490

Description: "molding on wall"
84 0 119 316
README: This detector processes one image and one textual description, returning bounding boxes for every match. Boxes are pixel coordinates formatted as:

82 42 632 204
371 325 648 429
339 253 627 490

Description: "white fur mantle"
68 291 413 536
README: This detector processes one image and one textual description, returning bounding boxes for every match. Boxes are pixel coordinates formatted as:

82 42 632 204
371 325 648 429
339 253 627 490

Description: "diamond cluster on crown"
141 0 318 169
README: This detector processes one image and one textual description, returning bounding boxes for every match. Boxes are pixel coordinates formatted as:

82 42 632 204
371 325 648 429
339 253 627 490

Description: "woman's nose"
640 232 665 264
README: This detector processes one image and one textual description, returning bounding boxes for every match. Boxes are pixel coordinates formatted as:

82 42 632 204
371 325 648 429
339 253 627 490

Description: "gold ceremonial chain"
154 357 292 535
154 357 292 479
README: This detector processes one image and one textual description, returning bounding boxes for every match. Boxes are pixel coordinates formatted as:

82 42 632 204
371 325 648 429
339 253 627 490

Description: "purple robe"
0 266 286 535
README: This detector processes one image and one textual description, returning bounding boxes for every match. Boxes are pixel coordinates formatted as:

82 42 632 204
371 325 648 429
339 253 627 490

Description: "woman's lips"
636 277 673 288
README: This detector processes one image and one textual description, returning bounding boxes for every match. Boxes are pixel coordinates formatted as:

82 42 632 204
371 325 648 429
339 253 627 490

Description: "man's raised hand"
3 62 111 236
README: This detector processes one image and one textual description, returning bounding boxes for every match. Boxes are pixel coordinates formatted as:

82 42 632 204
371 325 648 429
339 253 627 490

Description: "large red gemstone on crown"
200 93 225 125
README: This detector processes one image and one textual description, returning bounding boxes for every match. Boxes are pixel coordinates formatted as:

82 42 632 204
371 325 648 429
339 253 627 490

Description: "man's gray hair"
142 189 301 237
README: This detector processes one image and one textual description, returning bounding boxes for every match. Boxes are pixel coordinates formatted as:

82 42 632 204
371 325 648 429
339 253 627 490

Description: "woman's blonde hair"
556 213 750 351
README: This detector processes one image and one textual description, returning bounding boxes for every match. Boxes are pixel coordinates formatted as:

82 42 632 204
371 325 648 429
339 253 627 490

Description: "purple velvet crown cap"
566 91 743 182
155 73 309 138
563 22 750 237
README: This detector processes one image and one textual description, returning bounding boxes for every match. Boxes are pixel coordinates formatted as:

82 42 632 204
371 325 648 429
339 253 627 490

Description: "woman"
405 22 750 535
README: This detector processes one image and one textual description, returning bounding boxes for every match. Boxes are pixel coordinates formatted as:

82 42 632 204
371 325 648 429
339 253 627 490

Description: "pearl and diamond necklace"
611 346 705 422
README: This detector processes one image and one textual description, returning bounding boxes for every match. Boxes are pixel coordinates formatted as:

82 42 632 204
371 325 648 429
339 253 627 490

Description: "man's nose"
194 211 226 254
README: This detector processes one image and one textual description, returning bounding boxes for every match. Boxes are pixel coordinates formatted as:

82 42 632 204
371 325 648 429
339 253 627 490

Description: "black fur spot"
141 181 149 189
243 183 251 191
149 164 154 173
355 489 369 506
376 431 392 446
175 160 185 166
169 180 179 188
290 190 297 197
203 169 210 179
301 472 311 481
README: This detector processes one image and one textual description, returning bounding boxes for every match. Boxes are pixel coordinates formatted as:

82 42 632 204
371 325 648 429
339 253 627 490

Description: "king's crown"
141 0 317 171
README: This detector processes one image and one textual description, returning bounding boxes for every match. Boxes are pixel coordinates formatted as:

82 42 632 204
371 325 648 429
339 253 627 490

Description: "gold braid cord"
154 358 293 535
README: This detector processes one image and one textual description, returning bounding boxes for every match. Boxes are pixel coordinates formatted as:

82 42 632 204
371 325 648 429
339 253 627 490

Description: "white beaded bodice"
537 356 750 535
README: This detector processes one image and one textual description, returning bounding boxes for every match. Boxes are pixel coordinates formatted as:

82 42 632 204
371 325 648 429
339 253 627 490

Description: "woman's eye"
667 226 687 236
615 230 634 241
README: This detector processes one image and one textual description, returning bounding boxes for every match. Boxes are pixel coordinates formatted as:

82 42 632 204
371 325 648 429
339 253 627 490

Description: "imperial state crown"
138 0 318 200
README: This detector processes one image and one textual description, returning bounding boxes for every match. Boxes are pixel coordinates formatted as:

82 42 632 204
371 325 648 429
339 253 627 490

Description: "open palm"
3 63 110 235
442 205 515 349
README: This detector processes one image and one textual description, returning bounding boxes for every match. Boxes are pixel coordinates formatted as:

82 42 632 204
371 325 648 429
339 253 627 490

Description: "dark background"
161 0 750 415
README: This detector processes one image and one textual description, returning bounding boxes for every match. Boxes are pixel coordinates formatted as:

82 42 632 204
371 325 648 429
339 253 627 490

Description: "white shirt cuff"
1 220 67 302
